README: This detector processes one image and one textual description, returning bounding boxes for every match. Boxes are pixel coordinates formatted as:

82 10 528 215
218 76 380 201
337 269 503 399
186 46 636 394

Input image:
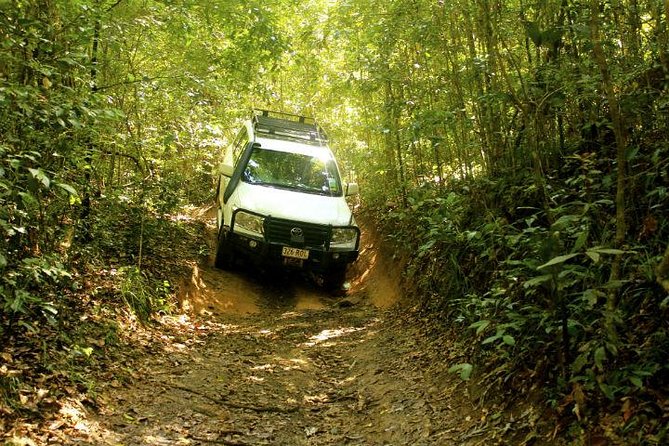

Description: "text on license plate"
282 246 309 260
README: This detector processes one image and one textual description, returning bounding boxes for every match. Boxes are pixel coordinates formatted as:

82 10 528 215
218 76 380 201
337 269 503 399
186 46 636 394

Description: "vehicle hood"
233 182 353 226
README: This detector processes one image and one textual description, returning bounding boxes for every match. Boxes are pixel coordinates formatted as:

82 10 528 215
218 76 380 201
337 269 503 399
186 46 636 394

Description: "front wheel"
214 227 235 269
322 267 347 294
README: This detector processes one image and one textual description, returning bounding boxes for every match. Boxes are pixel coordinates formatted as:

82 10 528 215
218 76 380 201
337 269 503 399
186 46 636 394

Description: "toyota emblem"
291 227 304 238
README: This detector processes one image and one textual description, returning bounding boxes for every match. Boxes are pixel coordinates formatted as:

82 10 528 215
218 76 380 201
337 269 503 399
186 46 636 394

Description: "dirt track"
69 219 495 445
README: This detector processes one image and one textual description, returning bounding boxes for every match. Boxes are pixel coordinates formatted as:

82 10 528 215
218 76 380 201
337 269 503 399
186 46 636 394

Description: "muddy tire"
322 267 347 294
214 228 235 269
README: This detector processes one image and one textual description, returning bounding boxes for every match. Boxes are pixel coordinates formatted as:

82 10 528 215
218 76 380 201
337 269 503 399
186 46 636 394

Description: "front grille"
264 217 330 248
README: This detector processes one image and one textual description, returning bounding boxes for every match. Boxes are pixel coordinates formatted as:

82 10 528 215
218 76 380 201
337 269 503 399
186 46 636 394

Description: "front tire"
322 267 347 294
214 227 235 269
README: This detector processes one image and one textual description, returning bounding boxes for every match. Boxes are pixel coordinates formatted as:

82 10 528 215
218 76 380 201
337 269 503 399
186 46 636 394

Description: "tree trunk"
589 0 628 312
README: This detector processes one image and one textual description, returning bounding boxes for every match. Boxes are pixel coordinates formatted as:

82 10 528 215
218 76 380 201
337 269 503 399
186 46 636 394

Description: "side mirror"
345 182 359 196
220 163 234 177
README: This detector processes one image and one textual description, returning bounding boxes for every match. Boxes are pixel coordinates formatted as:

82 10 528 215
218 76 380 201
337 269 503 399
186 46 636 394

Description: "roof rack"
252 109 328 145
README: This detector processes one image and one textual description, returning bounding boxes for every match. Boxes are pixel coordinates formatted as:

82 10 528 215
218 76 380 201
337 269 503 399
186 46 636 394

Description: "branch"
99 150 145 173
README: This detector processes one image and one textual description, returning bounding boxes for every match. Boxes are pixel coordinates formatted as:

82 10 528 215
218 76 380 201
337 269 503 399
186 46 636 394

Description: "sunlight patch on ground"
159 313 242 336
270 321 313 336
304 393 330 404
248 356 309 375
170 204 215 223
302 326 366 347
170 213 195 222
252 364 274 372
53 398 124 444
276 356 309 372
142 433 190 445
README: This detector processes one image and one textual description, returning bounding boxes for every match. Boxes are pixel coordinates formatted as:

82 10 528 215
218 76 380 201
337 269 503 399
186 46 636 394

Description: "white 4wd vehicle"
214 110 360 290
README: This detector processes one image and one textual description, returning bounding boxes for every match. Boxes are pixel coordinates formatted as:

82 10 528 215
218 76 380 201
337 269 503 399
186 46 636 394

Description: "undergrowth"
0 195 209 426
372 158 669 444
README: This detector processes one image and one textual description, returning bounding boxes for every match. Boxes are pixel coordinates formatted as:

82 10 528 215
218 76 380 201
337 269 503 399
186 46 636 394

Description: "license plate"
282 246 309 259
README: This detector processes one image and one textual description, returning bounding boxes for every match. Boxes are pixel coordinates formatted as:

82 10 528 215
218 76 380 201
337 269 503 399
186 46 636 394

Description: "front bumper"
227 210 360 273
229 232 359 272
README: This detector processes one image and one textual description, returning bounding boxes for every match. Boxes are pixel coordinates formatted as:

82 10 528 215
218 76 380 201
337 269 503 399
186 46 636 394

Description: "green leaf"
590 248 625 255
582 289 600 308
538 253 579 270
0 253 6 268
502 335 516 346
28 168 50 188
523 274 552 288
661 296 669 310
629 376 643 388
571 352 589 373
598 381 615 400
594 346 606 371
552 214 580 230
482 334 500 345
41 302 58 315
56 182 78 196
585 250 600 263
418 239 436 254
19 191 37 207
469 320 490 335
76 346 93 357
11 289 32 313
573 230 588 251
603 280 627 289
448 363 473 381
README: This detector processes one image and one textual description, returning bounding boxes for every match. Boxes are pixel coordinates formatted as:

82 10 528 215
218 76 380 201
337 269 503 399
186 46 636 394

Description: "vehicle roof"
251 110 328 146
255 135 335 159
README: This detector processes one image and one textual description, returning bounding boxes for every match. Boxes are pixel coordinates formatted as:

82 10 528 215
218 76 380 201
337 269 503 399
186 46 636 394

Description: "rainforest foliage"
1 0 668 443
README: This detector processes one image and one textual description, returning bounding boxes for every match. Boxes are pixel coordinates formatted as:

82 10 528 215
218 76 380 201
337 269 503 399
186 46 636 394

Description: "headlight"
234 212 264 237
331 228 358 249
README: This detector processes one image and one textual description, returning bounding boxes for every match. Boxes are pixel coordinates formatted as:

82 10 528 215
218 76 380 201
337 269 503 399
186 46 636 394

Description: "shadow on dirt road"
178 263 337 316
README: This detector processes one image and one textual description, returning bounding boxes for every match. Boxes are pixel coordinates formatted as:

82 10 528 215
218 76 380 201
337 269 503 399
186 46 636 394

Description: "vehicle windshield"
242 147 343 196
